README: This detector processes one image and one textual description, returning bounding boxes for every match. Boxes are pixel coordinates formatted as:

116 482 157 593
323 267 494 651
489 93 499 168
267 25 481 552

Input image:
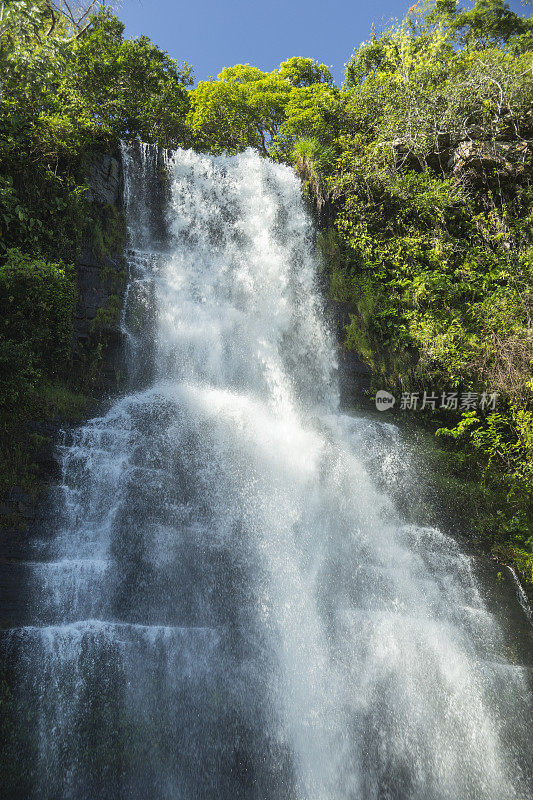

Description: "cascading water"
2 144 532 800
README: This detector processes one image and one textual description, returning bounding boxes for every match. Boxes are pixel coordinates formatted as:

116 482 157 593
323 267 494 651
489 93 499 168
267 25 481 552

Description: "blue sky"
117 0 530 86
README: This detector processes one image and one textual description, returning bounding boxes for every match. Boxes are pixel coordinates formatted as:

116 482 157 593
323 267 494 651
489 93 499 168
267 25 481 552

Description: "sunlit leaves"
188 58 335 157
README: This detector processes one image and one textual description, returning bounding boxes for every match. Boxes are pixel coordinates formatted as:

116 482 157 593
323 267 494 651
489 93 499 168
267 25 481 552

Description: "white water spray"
2 145 531 800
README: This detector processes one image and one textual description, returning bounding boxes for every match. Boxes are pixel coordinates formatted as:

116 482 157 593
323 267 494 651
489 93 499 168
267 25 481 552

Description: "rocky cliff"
73 151 127 391
0 152 128 622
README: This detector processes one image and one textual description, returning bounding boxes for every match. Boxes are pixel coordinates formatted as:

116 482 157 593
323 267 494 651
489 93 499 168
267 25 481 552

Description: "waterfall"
2 144 532 800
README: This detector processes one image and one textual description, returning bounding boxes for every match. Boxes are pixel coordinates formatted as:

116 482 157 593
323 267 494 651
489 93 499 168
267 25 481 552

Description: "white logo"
375 390 396 411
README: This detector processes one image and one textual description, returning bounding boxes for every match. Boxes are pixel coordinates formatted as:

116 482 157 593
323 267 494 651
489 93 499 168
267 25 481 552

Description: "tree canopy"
187 58 334 157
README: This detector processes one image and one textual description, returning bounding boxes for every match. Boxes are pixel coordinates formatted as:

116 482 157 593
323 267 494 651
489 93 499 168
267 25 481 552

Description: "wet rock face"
73 153 127 390
86 154 122 205
0 155 127 627
73 250 124 343
326 299 372 403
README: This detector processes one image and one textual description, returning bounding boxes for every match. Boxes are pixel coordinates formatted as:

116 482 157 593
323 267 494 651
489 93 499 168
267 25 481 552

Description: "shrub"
0 249 76 376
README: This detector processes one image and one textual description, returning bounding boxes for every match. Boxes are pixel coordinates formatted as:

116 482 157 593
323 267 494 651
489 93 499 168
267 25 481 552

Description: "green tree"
448 0 533 48
189 65 290 155
332 1 533 576
277 56 333 87
0 2 194 260
188 58 334 157
0 1 194 506
0 3 193 155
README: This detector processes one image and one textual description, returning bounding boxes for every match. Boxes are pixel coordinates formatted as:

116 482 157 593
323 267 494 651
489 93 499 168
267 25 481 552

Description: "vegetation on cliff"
182 0 533 581
0 0 531 582
320 1 533 581
0 1 193 506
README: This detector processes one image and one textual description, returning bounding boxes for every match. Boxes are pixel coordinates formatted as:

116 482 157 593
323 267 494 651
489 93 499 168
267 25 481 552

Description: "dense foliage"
327 2 533 577
187 57 335 157
185 0 533 581
0 248 75 382
0 2 192 258
0 0 193 503
333 2 532 578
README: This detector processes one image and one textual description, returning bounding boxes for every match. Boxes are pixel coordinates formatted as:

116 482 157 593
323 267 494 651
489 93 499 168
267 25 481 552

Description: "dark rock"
5 488 31 505
27 419 57 437
0 561 33 628
78 246 123 271
448 139 532 175
17 503 35 520
86 154 122 206
326 299 372 402
0 525 32 562
32 443 60 480
69 152 128 394
76 264 110 318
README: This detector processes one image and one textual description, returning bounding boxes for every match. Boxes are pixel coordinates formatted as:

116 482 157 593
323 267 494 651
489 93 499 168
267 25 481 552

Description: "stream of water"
2 144 532 799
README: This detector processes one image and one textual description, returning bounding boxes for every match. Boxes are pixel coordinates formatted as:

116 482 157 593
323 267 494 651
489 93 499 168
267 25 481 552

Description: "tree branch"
46 6 57 36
